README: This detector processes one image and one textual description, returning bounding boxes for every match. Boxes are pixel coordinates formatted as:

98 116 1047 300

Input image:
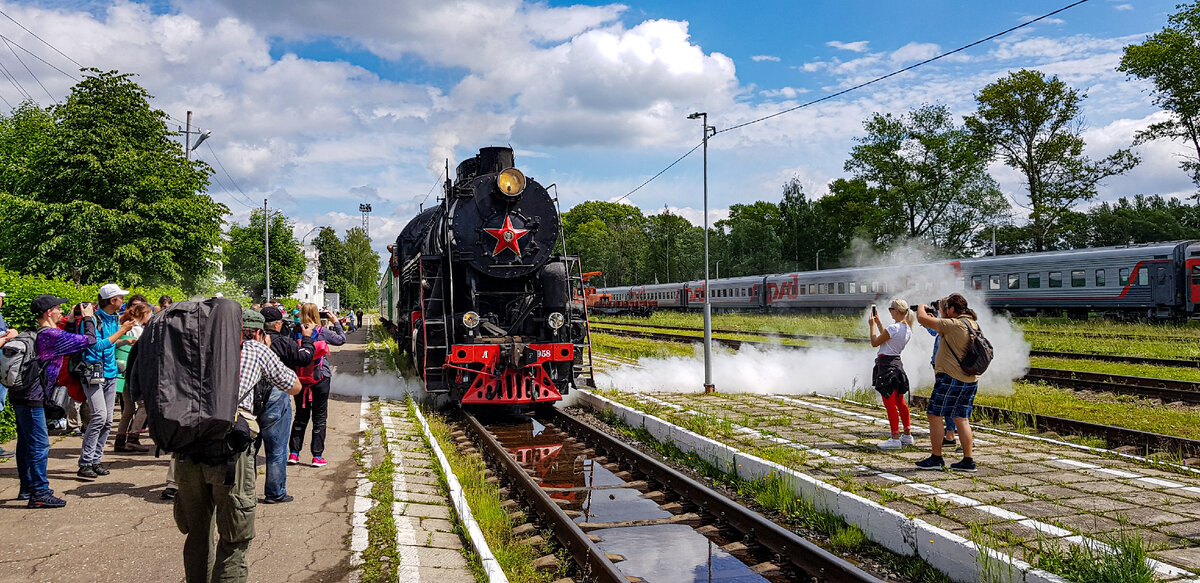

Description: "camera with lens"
910 299 939 316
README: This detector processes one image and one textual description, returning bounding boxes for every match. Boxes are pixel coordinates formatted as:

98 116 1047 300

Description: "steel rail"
549 408 884 583
1029 349 1200 368
909 395 1200 457
461 412 627 583
1025 367 1200 404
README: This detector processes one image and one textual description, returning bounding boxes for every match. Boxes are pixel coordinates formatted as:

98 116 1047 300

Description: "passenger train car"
595 241 1200 319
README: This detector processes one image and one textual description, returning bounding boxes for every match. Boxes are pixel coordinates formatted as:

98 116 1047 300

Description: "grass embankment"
417 407 564 583
360 400 399 583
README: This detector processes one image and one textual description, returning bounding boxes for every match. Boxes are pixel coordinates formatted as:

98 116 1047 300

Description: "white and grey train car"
594 241 1200 318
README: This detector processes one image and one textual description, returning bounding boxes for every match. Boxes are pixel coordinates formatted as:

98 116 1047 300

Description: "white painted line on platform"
975 505 1025 521
1019 519 1073 538
349 395 374 568
1052 458 1100 470
908 483 946 495
1140 477 1186 489
379 407 423 583
938 493 982 507
1091 468 1142 479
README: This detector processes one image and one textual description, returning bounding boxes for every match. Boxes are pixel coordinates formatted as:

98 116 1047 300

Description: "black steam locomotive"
380 147 593 406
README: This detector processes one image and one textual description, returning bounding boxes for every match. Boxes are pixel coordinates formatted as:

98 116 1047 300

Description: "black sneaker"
28 493 66 509
915 455 945 470
950 458 977 472
77 465 97 479
91 464 110 476
263 494 294 504
161 487 177 500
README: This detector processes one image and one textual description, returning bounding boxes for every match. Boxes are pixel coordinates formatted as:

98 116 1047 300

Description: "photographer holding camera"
915 293 980 472
256 306 316 503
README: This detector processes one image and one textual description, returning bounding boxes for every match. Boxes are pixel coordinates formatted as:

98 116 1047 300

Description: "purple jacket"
18 321 97 407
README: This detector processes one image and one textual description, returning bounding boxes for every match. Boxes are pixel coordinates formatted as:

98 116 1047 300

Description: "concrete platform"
588 389 1200 582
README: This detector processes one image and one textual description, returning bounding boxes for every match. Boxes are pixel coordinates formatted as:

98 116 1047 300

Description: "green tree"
966 69 1139 252
224 210 305 301
644 208 698 283
313 226 352 304
1119 2 1200 195
343 227 379 309
562 201 647 285
0 70 225 290
718 201 783 276
845 104 1010 255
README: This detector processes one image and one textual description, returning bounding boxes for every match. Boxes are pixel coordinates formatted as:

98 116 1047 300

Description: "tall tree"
1119 2 1200 196
720 201 783 276
845 104 1010 255
313 226 352 304
966 69 1139 251
562 201 647 285
0 70 225 290
644 208 698 283
224 210 305 301
343 227 379 309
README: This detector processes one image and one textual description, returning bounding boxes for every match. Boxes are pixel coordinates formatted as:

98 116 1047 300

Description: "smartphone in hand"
871 304 877 317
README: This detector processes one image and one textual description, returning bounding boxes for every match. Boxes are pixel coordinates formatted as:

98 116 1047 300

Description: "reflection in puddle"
593 524 770 583
490 418 772 582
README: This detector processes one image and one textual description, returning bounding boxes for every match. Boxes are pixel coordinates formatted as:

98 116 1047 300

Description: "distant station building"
294 244 325 308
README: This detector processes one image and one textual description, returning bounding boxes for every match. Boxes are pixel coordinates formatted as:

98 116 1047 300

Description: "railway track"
592 322 1200 368
458 408 883 583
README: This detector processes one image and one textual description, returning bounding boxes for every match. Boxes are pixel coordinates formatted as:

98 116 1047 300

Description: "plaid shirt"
238 339 297 414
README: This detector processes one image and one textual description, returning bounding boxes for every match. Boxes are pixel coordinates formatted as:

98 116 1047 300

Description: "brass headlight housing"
496 168 526 196
462 311 480 329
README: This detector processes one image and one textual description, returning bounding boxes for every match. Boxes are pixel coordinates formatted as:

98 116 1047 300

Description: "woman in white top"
869 299 915 450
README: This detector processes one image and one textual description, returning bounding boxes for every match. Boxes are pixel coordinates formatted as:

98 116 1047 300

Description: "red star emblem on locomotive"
484 214 530 257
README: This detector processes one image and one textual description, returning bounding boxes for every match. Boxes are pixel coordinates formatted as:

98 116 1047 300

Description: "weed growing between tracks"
417 408 565 583
591 408 952 583
1029 531 1156 583
360 400 399 583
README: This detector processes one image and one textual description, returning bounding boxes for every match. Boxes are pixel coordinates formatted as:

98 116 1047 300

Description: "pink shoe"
288 453 300 465
311 457 327 467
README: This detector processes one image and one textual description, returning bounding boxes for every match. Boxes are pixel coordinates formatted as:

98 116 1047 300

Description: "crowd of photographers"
0 287 349 510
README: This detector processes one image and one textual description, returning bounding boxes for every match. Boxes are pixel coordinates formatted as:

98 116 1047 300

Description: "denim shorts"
926 374 978 419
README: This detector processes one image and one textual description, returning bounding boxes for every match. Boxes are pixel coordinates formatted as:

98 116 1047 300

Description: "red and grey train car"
379 147 592 407
594 241 1200 319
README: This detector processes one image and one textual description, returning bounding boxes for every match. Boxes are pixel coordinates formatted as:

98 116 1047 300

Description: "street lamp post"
182 110 211 160
715 260 722 281
815 248 824 271
688 112 717 394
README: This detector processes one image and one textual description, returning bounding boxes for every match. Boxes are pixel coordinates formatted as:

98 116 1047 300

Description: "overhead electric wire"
419 169 444 206
613 0 1093 201
203 141 259 210
0 32 77 82
0 8 84 69
0 57 30 101
3 36 54 102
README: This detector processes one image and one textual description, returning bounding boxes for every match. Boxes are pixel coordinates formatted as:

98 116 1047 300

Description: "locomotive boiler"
382 147 592 406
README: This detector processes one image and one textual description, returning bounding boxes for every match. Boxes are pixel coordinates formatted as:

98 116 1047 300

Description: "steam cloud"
595 242 1031 397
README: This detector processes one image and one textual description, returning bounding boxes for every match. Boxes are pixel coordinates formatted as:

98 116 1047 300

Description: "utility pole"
264 198 271 302
688 111 716 394
185 111 192 160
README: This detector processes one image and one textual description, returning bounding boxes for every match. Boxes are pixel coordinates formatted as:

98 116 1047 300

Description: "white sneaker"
878 438 903 450
900 434 915 446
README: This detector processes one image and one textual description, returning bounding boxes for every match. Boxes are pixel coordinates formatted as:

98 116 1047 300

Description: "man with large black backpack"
134 302 300 582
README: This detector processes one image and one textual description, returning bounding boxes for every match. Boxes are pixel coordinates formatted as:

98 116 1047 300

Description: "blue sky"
2 0 1191 260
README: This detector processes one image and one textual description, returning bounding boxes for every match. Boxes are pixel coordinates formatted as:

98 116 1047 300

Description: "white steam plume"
596 240 1030 396
331 373 423 401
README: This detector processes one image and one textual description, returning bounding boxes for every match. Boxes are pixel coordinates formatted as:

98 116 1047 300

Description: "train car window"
849 282 857 294
863 282 870 292
838 282 846 294
1139 269 1149 286
1071 270 1085 287
809 284 816 294
1049 271 1062 288
1028 273 1040 288
989 275 1000 290
1120 268 1130 286
799 285 806 295
971 275 982 290
871 282 879 293
1096 269 1105 287
1193 266 1200 286
1008 273 1020 289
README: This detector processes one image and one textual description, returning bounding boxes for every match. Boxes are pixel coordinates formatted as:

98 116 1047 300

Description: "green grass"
360 418 398 583
590 331 694 359
1030 357 1200 382
1030 531 1156 583
418 407 562 583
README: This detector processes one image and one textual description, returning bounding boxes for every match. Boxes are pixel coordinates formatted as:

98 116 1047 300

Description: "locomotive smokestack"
456 147 515 184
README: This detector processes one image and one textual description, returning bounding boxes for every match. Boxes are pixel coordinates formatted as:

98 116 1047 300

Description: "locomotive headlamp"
548 311 565 330
463 311 480 329
496 168 526 196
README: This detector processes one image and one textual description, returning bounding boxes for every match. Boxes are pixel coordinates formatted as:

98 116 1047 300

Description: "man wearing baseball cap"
253 306 314 503
0 291 17 458
78 283 134 479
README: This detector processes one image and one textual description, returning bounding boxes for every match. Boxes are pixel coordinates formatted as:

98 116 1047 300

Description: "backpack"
131 298 244 461
945 317 994 376
295 329 329 387
0 328 47 393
